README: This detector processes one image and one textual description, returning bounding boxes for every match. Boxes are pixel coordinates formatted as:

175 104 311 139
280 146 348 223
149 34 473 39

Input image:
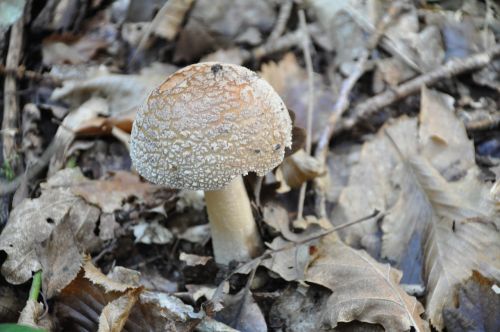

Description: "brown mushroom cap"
130 62 292 191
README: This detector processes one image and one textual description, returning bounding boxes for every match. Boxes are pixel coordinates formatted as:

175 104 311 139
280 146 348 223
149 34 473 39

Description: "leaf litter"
1 0 499 331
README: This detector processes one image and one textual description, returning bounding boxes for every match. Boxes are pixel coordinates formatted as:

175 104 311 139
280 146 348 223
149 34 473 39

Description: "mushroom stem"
204 176 262 264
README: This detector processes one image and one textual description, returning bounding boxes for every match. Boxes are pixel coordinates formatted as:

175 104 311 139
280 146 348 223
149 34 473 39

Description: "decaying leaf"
0 168 100 285
332 86 500 330
306 238 428 332
443 271 500 332
97 289 141 332
277 149 323 189
132 220 174 245
56 258 202 331
215 288 267 332
72 171 174 214
37 218 84 299
262 237 313 282
260 53 337 143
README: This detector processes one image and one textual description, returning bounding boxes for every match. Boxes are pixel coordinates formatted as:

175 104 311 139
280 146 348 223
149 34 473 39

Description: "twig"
313 3 403 217
246 24 321 62
297 10 314 220
336 43 500 136
345 3 421 73
2 13 25 171
204 210 380 311
0 63 62 86
268 0 293 41
130 0 194 65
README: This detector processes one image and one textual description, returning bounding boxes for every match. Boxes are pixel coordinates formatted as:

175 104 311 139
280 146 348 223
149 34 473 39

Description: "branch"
336 43 500 135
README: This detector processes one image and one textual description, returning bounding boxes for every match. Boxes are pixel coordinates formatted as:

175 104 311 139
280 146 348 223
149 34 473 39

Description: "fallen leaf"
215 288 267 332
277 149 323 189
306 238 428 332
37 217 84 298
0 168 100 285
443 271 500 332
260 53 337 143
132 220 174 245
262 237 313 282
97 289 141 332
71 171 175 214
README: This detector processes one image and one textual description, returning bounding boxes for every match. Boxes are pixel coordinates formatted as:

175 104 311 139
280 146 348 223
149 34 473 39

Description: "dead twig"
313 3 403 217
0 64 62 86
268 0 293 41
245 24 321 62
204 210 380 313
297 10 314 220
2 13 25 171
337 43 500 136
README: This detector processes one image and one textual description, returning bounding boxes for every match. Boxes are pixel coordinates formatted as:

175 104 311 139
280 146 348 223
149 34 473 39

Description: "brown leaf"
0 169 100 285
306 239 428 332
98 289 141 332
278 149 323 189
260 53 337 143
37 217 84 299
72 171 174 214
443 271 500 332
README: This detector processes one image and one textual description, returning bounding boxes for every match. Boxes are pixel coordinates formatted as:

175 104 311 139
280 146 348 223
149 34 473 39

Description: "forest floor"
0 0 499 331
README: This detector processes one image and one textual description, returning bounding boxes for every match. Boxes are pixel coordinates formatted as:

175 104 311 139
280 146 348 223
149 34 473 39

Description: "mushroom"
130 62 292 264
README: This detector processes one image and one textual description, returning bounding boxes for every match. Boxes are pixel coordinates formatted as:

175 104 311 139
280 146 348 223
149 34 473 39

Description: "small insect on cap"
130 62 292 191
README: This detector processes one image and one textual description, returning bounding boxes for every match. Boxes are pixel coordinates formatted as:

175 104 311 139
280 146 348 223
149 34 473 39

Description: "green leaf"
0 323 45 332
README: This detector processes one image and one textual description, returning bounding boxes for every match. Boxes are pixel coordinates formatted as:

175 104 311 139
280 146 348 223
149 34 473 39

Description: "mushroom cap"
130 62 292 191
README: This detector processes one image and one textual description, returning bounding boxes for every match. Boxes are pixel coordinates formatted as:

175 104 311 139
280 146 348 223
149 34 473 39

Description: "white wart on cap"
130 62 292 190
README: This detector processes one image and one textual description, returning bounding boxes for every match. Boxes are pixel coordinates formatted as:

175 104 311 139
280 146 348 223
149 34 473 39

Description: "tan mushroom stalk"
130 63 292 264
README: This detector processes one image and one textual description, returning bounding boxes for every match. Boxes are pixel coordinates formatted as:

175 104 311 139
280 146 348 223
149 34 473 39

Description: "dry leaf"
132 220 174 245
72 171 175 213
260 53 337 143
56 259 202 331
306 239 428 332
98 289 141 332
443 271 500 332
215 288 267 332
277 149 323 189
37 218 84 298
262 237 313 282
153 0 195 40
0 169 100 285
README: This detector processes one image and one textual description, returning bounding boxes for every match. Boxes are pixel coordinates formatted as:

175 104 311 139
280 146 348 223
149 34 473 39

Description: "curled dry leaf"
277 149 323 189
97 288 141 332
56 258 202 331
305 238 428 332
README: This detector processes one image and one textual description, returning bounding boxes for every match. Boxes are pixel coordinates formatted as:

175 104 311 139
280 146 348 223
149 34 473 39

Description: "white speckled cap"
130 62 292 191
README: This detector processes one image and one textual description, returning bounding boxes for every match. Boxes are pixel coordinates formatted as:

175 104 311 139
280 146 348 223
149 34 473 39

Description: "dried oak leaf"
443 271 500 332
0 168 100 286
305 238 428 332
